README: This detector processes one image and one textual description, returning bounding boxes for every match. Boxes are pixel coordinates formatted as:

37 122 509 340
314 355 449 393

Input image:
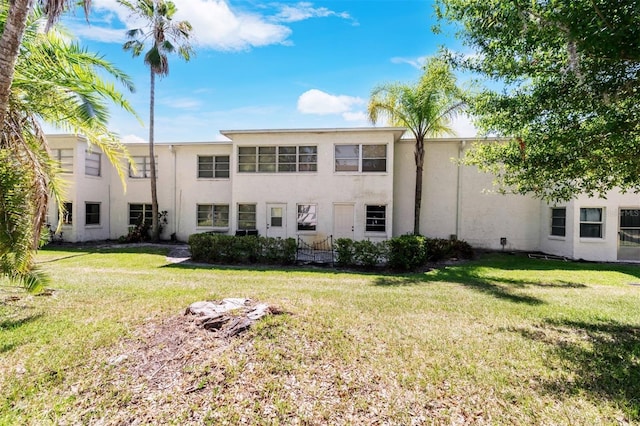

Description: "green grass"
1 247 640 424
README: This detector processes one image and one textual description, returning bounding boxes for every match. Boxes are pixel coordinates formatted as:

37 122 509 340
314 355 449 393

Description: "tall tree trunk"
413 138 425 235
0 0 35 126
149 69 160 242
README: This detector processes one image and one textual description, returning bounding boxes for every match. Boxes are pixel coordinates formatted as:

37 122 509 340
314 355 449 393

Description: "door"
334 204 354 239
618 208 640 261
266 204 287 238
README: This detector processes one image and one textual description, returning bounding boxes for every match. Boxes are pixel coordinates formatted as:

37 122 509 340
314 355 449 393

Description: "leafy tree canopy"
435 0 640 202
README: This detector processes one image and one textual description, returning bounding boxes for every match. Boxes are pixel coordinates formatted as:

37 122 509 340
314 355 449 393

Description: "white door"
266 204 287 238
334 204 354 239
618 208 640 261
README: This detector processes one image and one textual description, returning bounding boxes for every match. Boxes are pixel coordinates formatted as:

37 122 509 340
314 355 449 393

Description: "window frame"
53 148 74 173
550 207 566 237
365 205 387 233
197 204 229 228
197 155 230 179
129 156 157 179
579 207 604 239
297 204 318 232
85 151 101 177
237 203 257 230
128 203 153 226
85 202 101 226
238 145 317 173
62 202 73 225
334 144 387 173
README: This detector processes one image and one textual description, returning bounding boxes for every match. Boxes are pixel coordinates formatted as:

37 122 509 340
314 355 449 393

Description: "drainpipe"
169 144 177 240
455 140 466 239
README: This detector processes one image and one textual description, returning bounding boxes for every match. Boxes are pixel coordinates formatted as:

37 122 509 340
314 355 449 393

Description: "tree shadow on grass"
374 266 550 305
0 313 43 353
514 319 640 421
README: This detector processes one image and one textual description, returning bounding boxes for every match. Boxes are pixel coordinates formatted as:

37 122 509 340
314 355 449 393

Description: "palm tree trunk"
0 0 35 126
414 138 425 235
149 69 160 242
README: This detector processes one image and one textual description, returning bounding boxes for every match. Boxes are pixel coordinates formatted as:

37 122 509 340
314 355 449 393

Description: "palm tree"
119 0 193 242
1 6 137 290
0 0 91 126
368 57 465 235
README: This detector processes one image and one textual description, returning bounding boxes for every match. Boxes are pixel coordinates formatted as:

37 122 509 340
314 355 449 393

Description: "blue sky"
60 0 476 143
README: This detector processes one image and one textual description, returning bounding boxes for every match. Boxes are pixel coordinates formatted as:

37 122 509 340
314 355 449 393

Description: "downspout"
455 140 466 238
170 144 177 240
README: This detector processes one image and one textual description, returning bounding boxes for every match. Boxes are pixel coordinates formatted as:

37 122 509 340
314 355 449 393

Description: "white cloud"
73 0 358 50
450 114 479 137
273 2 356 24
390 55 428 70
121 134 147 144
342 110 367 123
158 96 202 109
297 89 364 115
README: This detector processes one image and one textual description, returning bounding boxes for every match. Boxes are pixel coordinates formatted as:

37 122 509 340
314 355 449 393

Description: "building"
46 128 640 262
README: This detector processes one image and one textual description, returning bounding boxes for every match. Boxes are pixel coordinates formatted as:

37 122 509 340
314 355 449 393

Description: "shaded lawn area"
1 247 639 425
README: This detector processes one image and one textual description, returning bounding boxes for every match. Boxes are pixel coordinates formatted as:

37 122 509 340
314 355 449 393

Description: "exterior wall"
44 130 640 263
224 129 398 244
394 138 541 251
47 135 112 242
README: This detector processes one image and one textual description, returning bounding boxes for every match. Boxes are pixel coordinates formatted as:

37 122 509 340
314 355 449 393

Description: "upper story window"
52 149 74 173
198 155 230 178
550 207 566 237
580 207 603 238
238 146 317 173
129 156 157 178
85 151 101 176
335 144 387 172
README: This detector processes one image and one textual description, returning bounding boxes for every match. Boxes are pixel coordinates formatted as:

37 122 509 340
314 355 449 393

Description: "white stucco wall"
394 138 541 251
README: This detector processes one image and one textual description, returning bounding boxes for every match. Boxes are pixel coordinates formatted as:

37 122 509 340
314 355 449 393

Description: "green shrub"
425 238 474 261
387 234 427 271
353 240 383 268
334 238 355 267
188 233 296 265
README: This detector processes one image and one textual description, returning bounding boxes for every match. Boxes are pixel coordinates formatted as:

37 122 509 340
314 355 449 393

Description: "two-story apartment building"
46 127 640 262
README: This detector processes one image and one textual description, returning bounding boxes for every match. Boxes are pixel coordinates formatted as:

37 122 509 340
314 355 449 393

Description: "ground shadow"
515 319 640 421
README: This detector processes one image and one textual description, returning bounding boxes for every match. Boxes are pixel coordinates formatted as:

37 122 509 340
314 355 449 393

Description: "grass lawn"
1 246 640 425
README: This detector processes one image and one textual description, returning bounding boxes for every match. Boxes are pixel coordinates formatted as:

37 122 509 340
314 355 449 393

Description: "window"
366 205 386 232
85 151 101 176
85 202 100 225
197 204 229 227
297 204 317 231
129 156 157 178
238 146 317 173
335 144 387 172
580 208 603 238
238 204 256 230
129 203 153 226
62 202 72 225
550 207 566 237
198 155 230 178
52 149 73 173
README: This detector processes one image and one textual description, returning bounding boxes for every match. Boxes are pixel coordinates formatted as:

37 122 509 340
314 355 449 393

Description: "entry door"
266 204 287 238
334 204 354 239
618 208 640 261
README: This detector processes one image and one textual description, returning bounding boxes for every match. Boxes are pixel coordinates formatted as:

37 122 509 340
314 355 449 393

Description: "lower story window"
129 203 153 226
62 202 73 225
85 202 100 225
550 207 566 237
238 204 256 230
198 204 229 227
297 204 317 231
580 207 603 238
366 205 386 232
